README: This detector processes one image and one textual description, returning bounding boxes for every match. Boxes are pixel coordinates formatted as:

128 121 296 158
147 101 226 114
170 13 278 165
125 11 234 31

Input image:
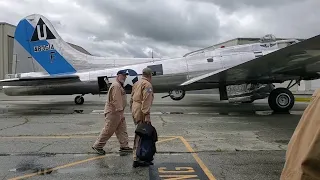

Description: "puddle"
76 121 95 126
9 161 54 175
219 112 230 115
5 152 56 157
255 111 273 116
165 112 184 114
275 140 290 144
9 168 17 172
73 110 84 114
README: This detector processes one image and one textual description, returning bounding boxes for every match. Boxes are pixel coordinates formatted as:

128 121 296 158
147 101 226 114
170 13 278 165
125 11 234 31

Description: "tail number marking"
34 44 54 52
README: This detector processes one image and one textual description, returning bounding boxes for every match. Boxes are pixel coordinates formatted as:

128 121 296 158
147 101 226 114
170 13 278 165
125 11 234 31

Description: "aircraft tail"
14 14 96 75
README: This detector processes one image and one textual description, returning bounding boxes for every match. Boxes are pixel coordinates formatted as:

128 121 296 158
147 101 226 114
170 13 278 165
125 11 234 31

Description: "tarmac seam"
1 173 9 180
159 116 167 127
36 142 55 152
0 117 29 131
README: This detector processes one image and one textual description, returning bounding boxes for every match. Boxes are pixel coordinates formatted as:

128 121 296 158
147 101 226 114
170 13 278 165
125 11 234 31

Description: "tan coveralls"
93 80 129 149
280 89 320 180
130 77 154 161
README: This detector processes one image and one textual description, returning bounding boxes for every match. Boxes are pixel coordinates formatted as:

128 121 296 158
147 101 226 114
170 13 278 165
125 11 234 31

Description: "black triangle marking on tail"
31 18 56 42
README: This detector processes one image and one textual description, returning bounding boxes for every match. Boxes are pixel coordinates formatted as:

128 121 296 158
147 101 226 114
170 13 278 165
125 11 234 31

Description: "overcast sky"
0 0 319 58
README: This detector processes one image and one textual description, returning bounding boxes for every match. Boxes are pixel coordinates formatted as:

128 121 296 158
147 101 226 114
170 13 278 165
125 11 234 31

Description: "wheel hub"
276 93 290 108
170 90 183 97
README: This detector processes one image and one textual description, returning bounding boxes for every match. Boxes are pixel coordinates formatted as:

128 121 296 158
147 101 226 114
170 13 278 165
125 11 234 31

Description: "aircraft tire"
75 96 84 105
169 90 186 101
268 88 294 112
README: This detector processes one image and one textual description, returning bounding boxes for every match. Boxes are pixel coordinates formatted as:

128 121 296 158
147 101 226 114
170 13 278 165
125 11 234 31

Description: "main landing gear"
268 80 299 112
169 90 186 101
75 94 85 105
268 88 294 112
161 89 186 101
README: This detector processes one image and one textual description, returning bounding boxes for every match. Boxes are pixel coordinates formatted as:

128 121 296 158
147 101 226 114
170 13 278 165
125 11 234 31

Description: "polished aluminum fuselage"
2 41 285 96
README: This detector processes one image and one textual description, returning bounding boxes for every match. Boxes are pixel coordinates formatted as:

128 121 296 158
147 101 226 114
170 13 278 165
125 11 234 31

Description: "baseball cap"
142 67 153 76
117 70 129 75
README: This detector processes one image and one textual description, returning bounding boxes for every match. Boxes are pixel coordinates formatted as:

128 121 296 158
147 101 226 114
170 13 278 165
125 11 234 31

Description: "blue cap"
117 70 128 75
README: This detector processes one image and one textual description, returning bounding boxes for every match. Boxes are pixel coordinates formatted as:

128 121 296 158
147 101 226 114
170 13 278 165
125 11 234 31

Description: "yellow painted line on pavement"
178 136 217 180
295 97 311 102
7 136 179 180
157 136 179 143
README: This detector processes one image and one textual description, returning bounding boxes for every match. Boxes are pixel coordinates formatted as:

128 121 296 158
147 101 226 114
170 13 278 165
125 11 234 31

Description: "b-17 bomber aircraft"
1 14 320 113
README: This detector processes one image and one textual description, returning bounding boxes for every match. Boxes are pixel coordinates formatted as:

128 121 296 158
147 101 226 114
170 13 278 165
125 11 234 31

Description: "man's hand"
120 113 125 121
144 117 151 124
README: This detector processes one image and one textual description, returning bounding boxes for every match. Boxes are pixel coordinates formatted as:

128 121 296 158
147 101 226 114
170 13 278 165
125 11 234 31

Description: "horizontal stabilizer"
0 75 79 86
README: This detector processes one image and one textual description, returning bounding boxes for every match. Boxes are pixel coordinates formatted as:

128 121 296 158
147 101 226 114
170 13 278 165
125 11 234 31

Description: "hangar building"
0 23 14 81
0 22 91 81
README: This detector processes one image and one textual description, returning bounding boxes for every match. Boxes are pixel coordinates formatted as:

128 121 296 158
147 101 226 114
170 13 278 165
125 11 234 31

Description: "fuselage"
2 39 295 96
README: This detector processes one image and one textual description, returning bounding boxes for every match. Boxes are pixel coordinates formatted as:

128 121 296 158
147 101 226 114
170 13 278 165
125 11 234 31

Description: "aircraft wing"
0 74 80 86
180 34 320 86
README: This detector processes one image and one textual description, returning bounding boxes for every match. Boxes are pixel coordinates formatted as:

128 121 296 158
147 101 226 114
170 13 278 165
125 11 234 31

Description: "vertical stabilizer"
14 14 97 75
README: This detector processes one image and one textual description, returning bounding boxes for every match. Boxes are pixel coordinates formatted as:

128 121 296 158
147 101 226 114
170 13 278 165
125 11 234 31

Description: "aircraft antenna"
152 50 154 62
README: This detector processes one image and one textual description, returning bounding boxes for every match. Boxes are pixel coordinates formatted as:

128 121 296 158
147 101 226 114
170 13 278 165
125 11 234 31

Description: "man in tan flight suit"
280 89 320 180
130 67 154 167
92 70 133 155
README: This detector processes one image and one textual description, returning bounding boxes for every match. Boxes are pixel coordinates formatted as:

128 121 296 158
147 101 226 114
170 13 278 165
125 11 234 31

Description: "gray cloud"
188 0 304 12
75 0 221 47
0 0 320 58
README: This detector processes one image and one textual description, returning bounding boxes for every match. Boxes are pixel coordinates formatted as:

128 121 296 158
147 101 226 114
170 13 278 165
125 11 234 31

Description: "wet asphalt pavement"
0 92 309 180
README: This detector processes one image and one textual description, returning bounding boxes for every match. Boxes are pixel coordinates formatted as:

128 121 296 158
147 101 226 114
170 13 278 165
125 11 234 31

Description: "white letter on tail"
37 24 47 40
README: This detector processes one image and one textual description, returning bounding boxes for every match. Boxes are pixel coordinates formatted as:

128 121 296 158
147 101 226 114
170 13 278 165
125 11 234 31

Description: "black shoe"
119 147 133 152
132 161 150 168
92 146 106 155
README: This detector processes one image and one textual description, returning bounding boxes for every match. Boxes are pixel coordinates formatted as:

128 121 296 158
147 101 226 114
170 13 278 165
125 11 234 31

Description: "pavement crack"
37 142 55 152
1 174 8 180
219 166 226 180
159 116 167 127
278 144 286 150
0 117 29 131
